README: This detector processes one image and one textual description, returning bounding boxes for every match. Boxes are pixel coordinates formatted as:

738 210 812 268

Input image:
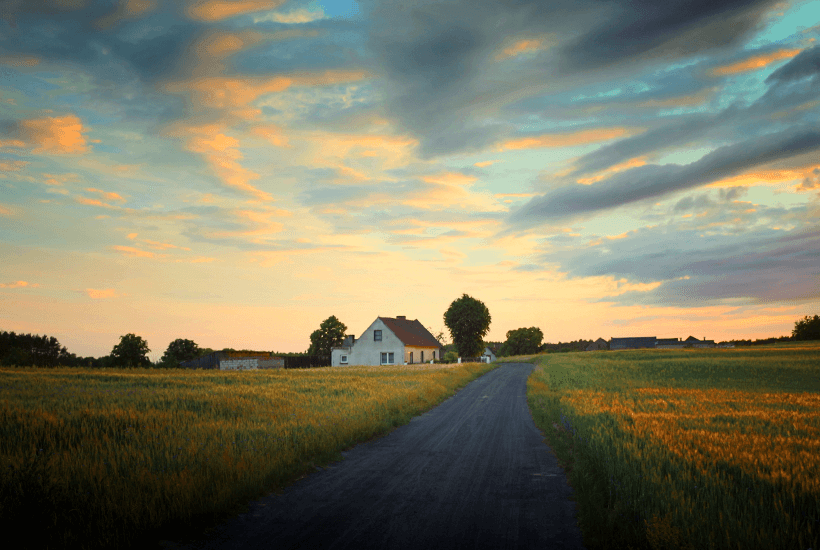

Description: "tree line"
2 312 817 368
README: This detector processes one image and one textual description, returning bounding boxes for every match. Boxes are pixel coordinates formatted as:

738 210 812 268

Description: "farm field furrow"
523 343 820 550
0 362 497 550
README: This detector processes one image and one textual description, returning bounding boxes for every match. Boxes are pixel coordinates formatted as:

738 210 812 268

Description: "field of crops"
0 362 497 550
524 343 820 550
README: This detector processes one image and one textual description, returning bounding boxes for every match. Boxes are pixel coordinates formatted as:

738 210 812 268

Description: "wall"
404 345 438 363
331 347 351 367
220 358 259 370
349 318 405 366
259 358 284 369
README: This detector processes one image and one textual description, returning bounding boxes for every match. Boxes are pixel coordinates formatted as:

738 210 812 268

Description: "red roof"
379 317 442 348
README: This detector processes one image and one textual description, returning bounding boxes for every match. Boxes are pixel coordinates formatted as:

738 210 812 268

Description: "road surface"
164 362 587 549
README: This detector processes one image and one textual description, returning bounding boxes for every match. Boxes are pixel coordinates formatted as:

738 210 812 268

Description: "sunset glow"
1 0 819 360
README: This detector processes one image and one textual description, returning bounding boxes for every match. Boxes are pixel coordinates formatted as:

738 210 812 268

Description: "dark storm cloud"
765 45 820 83
511 126 820 226
547 222 820 306
558 0 778 71
365 0 783 157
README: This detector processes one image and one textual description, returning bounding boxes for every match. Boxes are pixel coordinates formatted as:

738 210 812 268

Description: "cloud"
0 280 39 289
500 127 635 151
512 126 820 226
0 204 15 216
111 245 156 258
0 160 29 171
765 45 820 83
2 115 89 154
711 48 801 76
185 0 287 22
252 8 327 24
84 288 120 299
94 0 157 29
85 188 126 203
495 38 548 61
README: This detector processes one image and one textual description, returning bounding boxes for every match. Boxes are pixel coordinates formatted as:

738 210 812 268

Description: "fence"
283 355 331 369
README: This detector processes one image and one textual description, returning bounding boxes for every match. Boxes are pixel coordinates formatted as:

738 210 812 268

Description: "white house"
331 316 443 366
480 347 497 363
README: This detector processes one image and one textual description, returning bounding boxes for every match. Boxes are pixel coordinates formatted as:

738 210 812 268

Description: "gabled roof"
379 317 441 348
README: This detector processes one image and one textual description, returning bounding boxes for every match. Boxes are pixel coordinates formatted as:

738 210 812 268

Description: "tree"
307 316 347 357
793 315 820 341
499 327 543 356
111 333 151 367
159 338 200 367
443 294 491 358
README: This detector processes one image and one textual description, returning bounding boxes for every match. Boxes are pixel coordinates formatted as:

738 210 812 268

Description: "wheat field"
0 362 497 549
526 343 820 550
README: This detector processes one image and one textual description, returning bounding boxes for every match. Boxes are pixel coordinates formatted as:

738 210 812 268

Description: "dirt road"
166 363 586 549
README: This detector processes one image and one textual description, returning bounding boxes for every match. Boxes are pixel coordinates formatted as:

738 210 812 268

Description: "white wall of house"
331 347 352 367
347 318 405 366
404 346 438 364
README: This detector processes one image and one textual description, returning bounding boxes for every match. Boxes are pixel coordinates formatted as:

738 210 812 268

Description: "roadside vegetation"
524 342 820 550
0 361 497 550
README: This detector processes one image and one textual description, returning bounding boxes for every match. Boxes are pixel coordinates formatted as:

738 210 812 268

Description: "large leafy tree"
111 333 151 367
499 327 543 356
793 315 820 341
307 316 347 357
443 294 491 358
160 338 200 367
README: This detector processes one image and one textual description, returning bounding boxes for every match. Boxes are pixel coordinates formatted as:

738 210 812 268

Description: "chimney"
397 315 406 320
343 334 355 347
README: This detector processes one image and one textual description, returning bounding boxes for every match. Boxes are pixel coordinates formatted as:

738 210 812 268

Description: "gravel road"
165 362 587 549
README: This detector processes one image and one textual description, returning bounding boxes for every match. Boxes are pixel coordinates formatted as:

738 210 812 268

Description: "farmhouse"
331 316 443 366
610 336 657 350
480 347 497 363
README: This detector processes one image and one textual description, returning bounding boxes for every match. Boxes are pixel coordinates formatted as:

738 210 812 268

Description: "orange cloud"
85 188 126 203
111 245 155 258
185 0 287 21
707 163 820 188
250 125 289 147
474 160 500 168
0 55 40 67
0 160 29 171
84 288 119 299
75 196 119 209
16 114 89 154
501 127 634 151
495 39 546 60
94 0 156 29
164 70 370 110
422 172 477 186
711 48 802 76
166 123 273 201
142 240 192 251
0 281 39 289
0 204 15 216
577 156 648 185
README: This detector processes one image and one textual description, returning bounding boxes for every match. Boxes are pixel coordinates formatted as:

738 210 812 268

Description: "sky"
1 0 819 361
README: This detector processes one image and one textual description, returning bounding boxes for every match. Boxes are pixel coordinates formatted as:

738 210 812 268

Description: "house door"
420 350 424 362
409 352 413 364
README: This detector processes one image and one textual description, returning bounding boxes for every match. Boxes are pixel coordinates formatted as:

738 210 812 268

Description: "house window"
374 330 382 341
409 352 413 364
380 352 394 365
340 355 348 364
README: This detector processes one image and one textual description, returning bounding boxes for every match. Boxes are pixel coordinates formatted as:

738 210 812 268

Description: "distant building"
655 338 685 349
610 337 657 350
586 338 609 351
181 351 283 370
480 347 497 363
684 336 716 348
331 316 443 366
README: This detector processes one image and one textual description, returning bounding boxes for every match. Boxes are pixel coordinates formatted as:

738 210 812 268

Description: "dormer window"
374 330 382 341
